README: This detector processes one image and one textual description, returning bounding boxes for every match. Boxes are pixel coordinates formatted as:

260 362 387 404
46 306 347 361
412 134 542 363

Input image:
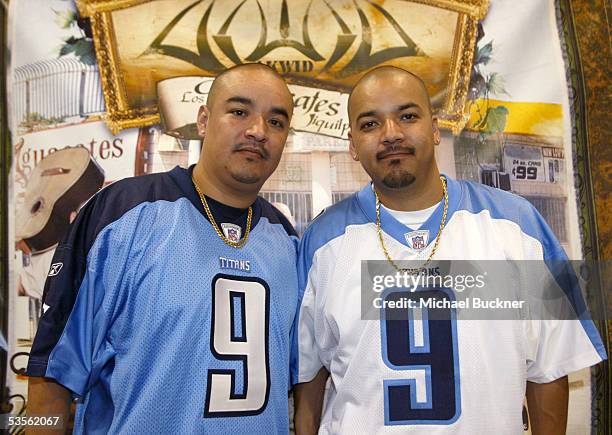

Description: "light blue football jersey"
28 166 299 434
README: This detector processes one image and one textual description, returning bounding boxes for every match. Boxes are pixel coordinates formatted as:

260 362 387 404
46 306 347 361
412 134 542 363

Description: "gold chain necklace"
192 176 252 248
375 176 448 274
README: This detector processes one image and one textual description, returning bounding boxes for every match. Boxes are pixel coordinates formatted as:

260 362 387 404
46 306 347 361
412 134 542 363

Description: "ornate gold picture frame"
78 0 488 134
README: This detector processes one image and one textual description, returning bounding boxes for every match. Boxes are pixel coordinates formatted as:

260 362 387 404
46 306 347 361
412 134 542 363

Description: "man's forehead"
349 73 430 116
210 69 292 111
352 85 426 110
217 71 283 96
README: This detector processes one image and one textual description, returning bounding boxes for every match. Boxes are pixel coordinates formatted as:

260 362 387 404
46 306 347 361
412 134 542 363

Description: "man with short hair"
293 66 606 434
27 63 298 434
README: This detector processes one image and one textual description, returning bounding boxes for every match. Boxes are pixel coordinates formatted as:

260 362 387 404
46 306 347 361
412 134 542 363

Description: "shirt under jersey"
380 201 440 231
202 194 250 236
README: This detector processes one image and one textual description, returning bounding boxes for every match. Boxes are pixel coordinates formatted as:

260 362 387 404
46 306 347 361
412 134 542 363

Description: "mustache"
233 143 269 160
376 146 415 160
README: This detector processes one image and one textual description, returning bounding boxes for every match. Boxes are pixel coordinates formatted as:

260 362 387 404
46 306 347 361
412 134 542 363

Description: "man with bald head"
27 63 300 434
293 66 605 434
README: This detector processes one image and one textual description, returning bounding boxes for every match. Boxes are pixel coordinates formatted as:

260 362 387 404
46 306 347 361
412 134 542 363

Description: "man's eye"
360 121 377 130
269 119 285 129
401 113 417 121
230 109 246 116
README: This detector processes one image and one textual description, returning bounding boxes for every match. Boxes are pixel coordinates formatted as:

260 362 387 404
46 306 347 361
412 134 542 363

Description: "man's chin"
381 171 416 189
230 171 263 185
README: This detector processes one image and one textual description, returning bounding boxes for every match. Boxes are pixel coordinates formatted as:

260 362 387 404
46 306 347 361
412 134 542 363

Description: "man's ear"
432 117 441 145
348 131 359 161
196 105 210 138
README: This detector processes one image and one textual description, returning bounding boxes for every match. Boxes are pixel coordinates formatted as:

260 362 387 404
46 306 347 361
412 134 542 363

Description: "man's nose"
381 118 404 147
245 115 267 142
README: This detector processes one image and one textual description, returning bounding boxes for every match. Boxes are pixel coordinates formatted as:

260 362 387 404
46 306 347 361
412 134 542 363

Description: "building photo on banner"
1 0 609 433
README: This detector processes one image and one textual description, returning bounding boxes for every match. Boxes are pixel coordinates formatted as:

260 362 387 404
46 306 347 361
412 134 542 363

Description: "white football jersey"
293 176 606 434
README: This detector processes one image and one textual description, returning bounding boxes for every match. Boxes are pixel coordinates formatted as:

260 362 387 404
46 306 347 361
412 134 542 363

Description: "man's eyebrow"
397 102 421 111
225 96 289 119
355 110 378 122
270 106 290 119
225 96 253 106
355 102 423 122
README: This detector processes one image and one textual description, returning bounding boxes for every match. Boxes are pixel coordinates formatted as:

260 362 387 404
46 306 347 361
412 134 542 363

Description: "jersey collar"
356 174 462 249
169 165 264 228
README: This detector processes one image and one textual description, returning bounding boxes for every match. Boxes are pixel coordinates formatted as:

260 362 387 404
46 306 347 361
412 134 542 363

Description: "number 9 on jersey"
204 275 271 417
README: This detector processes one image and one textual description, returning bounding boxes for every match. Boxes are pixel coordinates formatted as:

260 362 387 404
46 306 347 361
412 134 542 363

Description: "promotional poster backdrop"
4 0 602 433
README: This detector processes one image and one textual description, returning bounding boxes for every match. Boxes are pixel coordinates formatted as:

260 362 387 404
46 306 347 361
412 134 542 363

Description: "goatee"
382 170 415 188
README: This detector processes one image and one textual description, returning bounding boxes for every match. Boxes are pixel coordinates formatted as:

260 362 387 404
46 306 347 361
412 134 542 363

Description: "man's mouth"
235 146 267 160
377 147 415 160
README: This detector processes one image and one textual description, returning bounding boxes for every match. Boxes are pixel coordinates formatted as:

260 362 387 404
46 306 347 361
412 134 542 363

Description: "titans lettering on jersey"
294 175 606 434
27 166 299 434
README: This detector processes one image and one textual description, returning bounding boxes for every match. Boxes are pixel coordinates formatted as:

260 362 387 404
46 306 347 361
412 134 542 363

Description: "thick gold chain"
192 176 252 248
375 176 448 274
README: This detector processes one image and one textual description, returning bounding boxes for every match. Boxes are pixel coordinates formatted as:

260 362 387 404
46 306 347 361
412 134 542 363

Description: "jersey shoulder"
455 178 532 219
454 179 562 258
63 167 192 258
96 168 187 212
300 191 369 260
256 197 298 237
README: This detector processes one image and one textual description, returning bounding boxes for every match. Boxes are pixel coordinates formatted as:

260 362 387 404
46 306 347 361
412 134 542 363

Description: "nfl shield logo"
412 235 425 249
227 228 239 242
221 223 242 243
405 230 429 251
